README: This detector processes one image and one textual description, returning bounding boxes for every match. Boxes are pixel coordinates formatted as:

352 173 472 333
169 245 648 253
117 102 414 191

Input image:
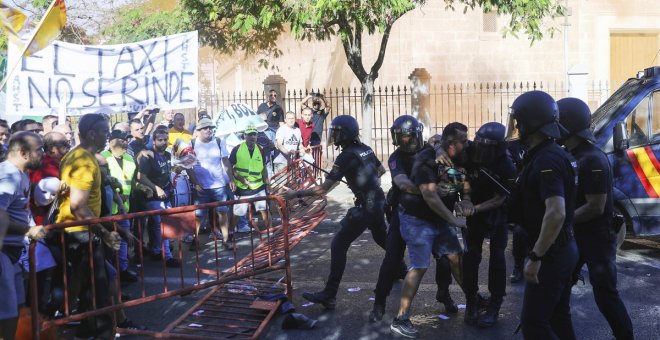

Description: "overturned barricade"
26 159 327 339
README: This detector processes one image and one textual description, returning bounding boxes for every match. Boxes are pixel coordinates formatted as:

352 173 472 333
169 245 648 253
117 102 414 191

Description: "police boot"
464 293 479 325
368 303 385 323
477 297 503 328
436 291 458 314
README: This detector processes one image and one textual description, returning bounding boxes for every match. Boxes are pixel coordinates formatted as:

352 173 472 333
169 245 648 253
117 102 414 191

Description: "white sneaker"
182 234 194 243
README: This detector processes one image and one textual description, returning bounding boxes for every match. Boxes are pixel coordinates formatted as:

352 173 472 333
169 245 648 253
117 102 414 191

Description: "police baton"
301 158 348 185
478 168 510 196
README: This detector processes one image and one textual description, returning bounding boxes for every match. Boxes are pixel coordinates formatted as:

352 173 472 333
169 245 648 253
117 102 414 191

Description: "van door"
617 90 660 235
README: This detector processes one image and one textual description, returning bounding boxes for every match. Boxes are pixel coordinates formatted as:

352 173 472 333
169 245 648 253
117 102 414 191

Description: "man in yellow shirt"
57 113 121 339
168 112 193 149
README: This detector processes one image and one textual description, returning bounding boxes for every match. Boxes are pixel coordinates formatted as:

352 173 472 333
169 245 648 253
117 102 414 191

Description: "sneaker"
222 241 235 252
209 229 223 240
117 318 148 331
369 304 385 323
302 291 336 309
182 234 195 243
120 270 138 283
165 258 181 268
237 225 251 233
390 314 419 338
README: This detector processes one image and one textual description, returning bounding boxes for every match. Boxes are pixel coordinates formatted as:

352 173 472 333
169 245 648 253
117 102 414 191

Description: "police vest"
101 150 136 214
344 143 382 197
234 143 265 190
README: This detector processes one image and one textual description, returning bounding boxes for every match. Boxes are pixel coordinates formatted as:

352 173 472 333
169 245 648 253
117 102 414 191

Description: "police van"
591 66 660 245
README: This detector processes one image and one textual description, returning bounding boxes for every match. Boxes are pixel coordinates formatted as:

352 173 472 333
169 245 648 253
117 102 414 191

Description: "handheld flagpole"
0 0 60 90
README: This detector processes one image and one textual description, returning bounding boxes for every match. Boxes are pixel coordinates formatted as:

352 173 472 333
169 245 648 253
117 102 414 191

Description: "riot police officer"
283 115 387 309
370 115 457 322
557 98 634 340
507 138 528 284
509 91 579 339
461 122 516 328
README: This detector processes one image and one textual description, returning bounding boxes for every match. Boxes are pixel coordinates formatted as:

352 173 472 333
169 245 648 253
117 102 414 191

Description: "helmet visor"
505 112 521 141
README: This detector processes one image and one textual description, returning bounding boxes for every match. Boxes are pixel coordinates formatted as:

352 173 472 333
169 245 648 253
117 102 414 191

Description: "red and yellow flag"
627 146 660 198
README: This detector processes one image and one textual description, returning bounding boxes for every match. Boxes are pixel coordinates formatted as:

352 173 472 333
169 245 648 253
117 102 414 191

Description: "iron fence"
200 80 613 162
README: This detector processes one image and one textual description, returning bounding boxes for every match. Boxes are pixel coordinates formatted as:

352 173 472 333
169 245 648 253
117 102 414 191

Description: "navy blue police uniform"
323 142 387 297
507 139 529 282
572 142 634 340
512 140 579 339
462 147 516 319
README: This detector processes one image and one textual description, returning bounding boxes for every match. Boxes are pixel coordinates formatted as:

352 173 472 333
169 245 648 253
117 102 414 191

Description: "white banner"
214 103 268 136
5 31 198 118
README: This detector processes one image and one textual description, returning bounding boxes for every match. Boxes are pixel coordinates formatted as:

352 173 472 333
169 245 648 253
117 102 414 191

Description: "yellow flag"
0 1 28 41
25 0 67 56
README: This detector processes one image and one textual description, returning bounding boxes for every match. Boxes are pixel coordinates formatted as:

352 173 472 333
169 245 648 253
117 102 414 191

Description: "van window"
653 91 660 143
626 95 650 146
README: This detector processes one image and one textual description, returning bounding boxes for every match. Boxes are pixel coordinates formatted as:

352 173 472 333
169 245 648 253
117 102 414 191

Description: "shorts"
195 186 230 215
0 251 25 320
399 211 463 269
233 190 268 216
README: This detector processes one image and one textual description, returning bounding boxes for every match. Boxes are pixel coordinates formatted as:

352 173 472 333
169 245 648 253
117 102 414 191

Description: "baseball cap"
244 124 258 134
109 129 128 141
196 118 214 130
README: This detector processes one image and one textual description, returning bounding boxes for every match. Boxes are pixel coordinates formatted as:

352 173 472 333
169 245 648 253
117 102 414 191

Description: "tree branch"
369 21 393 77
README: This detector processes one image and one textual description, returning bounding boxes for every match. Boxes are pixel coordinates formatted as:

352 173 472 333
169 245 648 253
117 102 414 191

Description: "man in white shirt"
190 118 235 251
274 112 302 174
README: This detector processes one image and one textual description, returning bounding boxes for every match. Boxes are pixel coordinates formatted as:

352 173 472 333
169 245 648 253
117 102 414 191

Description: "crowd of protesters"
0 90 336 339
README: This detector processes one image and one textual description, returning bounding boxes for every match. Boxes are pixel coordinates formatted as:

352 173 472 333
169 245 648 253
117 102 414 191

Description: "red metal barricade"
26 159 327 339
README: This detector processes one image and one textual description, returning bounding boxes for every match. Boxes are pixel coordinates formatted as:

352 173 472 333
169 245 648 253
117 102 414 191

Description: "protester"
102 130 139 283
298 92 331 145
230 125 271 234
52 123 74 147
138 127 181 267
29 132 69 225
257 111 277 178
56 113 122 339
391 124 471 338
127 118 154 159
189 118 235 251
257 89 285 129
11 119 41 134
0 132 47 340
0 119 10 161
158 109 174 129
274 111 303 173
168 112 193 149
41 115 58 135
296 108 314 147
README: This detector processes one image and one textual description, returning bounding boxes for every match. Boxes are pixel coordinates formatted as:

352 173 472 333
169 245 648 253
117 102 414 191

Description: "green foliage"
101 4 193 44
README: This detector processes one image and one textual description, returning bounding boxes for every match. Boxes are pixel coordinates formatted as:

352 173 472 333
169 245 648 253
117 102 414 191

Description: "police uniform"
507 139 529 281
572 142 634 340
323 142 387 297
462 149 516 308
512 140 579 339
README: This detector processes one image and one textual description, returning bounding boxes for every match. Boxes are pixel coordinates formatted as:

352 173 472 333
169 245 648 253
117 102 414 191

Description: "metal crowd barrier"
26 159 327 339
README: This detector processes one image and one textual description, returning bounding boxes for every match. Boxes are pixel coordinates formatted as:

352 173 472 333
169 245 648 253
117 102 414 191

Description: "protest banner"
5 31 198 119
214 103 268 136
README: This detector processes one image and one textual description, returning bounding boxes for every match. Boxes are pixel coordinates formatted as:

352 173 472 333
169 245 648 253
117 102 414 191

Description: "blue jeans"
117 219 131 271
146 200 173 259
195 186 230 215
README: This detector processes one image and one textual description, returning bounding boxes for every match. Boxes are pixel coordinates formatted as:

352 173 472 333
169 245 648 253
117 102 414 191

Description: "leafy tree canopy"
101 3 193 44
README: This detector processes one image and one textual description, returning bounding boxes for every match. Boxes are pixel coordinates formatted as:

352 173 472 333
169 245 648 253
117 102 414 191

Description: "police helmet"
471 122 506 164
557 97 595 143
509 91 562 140
328 115 360 147
390 115 424 153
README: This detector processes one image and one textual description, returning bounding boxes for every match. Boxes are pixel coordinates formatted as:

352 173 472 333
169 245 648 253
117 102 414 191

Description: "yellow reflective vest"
234 143 265 190
101 150 136 214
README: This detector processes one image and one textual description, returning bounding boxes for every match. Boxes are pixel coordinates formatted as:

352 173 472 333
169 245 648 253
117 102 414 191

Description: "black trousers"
463 218 508 299
67 233 113 338
512 225 528 270
325 202 387 296
521 240 578 340
575 227 634 340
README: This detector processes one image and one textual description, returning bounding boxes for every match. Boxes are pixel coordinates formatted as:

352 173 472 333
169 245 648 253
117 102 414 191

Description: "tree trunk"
361 76 374 147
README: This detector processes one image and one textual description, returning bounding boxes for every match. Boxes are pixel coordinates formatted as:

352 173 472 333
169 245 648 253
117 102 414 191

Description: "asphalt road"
59 176 660 339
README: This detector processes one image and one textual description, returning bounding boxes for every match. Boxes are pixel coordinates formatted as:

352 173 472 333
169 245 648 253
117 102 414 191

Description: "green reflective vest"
101 150 136 214
234 143 264 190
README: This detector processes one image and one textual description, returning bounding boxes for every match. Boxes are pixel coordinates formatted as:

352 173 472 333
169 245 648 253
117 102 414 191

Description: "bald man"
53 124 74 147
30 132 70 225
